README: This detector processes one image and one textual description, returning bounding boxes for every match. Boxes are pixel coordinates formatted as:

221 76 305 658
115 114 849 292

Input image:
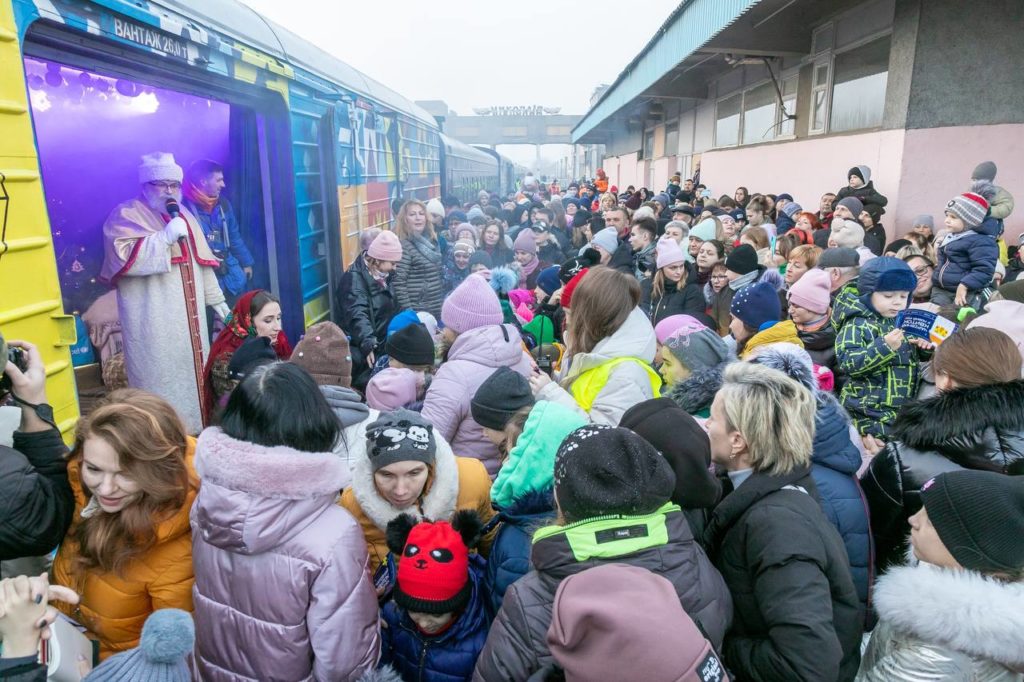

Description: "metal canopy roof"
155 0 438 127
572 0 862 143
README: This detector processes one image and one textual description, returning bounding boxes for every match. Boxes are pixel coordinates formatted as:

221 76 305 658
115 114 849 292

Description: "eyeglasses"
913 265 933 277
147 181 182 191
711 274 729 280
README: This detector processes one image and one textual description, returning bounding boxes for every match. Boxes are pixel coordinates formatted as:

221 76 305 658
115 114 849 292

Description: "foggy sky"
238 0 681 165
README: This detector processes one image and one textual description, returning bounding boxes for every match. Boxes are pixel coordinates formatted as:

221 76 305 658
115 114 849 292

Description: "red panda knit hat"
386 511 483 614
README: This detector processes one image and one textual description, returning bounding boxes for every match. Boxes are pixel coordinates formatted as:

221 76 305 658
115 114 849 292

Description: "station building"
572 0 1024 239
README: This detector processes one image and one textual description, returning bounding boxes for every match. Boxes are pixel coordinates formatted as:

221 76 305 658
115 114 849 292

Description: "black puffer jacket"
703 468 863 682
473 504 732 681
0 427 74 567
335 253 397 386
393 236 445 318
860 380 1024 574
640 275 707 326
796 322 837 373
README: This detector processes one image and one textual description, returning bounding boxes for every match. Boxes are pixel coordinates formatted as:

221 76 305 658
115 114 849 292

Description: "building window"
546 125 571 136
643 129 655 159
830 35 890 132
715 94 741 147
665 122 679 156
810 62 830 134
741 82 777 144
778 76 797 136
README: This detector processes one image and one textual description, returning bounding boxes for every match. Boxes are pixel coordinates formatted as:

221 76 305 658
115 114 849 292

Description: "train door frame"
20 20 306 341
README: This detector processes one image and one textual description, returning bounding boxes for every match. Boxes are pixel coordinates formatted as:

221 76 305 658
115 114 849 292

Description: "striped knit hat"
945 192 989 229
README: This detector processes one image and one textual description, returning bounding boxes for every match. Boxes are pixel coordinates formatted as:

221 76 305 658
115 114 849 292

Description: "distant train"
0 0 529 435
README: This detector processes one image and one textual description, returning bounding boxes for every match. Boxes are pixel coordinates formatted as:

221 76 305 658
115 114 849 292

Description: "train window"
24 56 271 410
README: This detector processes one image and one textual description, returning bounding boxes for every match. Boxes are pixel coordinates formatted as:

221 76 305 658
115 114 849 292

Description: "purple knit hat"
441 274 504 334
513 229 537 255
654 314 706 345
368 230 403 261
366 367 421 411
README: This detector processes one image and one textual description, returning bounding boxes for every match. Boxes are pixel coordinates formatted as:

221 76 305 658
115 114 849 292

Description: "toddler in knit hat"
931 191 999 307
381 511 488 681
787 268 837 371
441 274 504 338
366 367 425 412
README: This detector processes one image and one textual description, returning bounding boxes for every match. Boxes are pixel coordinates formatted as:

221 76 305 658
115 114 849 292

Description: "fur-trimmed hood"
669 361 728 415
348 425 460 530
891 380 1024 475
193 428 349 554
873 562 1024 668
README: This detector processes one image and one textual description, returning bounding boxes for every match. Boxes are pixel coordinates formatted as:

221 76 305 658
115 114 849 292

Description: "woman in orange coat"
51 389 198 660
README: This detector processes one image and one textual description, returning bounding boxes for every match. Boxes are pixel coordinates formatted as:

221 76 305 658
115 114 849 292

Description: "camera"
1 344 28 395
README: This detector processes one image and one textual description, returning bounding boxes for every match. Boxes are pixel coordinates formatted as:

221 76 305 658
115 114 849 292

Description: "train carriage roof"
155 0 438 127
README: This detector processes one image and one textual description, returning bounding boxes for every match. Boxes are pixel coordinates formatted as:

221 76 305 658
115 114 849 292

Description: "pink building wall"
607 123 1022 245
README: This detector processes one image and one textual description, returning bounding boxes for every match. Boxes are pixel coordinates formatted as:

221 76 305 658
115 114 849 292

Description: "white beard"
143 189 183 214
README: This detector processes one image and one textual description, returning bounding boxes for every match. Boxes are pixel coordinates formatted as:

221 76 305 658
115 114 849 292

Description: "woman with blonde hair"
532 266 662 425
641 237 705 325
703 363 863 681
393 199 445 317
52 389 197 660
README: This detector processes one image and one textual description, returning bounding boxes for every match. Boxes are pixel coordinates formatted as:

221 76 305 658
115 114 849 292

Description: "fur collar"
196 428 347 499
669 362 727 414
874 562 1024 667
891 380 1024 450
349 428 460 529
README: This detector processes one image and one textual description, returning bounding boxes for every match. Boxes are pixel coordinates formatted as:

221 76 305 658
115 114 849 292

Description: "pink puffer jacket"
191 428 379 681
421 323 534 478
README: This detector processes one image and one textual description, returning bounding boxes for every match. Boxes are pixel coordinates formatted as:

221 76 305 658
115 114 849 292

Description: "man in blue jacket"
183 159 255 304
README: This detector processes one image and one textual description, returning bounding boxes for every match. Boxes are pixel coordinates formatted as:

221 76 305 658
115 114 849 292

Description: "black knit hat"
725 244 760 276
386 323 435 367
559 249 601 284
470 367 534 430
365 409 436 472
554 425 676 523
921 470 1024 572
227 336 277 380
619 398 721 510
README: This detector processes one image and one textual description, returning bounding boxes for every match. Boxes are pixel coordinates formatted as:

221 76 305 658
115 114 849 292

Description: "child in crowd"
835 165 888 224
835 257 922 450
654 315 732 420
443 240 475 294
931 191 1000 307
788 268 837 372
381 512 490 682
729 280 802 358
366 367 426 412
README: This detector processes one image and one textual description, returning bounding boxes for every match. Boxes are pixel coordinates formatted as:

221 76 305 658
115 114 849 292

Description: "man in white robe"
100 152 230 432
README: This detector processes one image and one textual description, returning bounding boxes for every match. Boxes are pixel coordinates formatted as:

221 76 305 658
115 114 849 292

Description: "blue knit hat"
858 256 916 296
730 281 781 330
537 266 562 296
387 309 421 336
85 609 193 681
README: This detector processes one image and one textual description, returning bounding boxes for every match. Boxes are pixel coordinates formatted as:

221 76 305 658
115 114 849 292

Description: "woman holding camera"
0 338 74 566
51 389 198 660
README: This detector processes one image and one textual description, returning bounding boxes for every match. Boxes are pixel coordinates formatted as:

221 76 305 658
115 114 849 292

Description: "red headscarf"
202 289 292 424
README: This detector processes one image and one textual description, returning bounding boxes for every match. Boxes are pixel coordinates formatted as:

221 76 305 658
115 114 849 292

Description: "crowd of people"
2 163 1023 681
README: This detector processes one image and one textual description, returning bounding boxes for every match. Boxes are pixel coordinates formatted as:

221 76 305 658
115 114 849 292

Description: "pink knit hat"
513 229 537 255
787 267 832 315
441 274 504 334
366 367 422 411
654 314 707 345
368 230 403 261
656 236 686 270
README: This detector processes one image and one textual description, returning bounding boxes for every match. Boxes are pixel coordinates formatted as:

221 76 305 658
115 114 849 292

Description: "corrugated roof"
572 0 761 142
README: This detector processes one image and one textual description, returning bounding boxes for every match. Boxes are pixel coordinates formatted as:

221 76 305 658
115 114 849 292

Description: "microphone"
165 198 181 218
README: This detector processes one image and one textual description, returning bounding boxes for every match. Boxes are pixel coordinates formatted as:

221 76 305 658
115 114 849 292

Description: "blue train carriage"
7 0 441 417
471 145 520 198
441 133 499 206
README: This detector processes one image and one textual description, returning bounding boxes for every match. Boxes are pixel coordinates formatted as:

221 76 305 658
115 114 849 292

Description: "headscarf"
202 289 292 423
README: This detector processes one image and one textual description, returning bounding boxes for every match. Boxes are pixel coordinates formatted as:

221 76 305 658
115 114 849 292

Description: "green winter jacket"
835 298 920 438
830 277 861 331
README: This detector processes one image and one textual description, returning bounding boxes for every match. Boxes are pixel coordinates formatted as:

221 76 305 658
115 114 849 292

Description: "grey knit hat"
365 409 436 471
85 609 193 682
971 160 997 182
